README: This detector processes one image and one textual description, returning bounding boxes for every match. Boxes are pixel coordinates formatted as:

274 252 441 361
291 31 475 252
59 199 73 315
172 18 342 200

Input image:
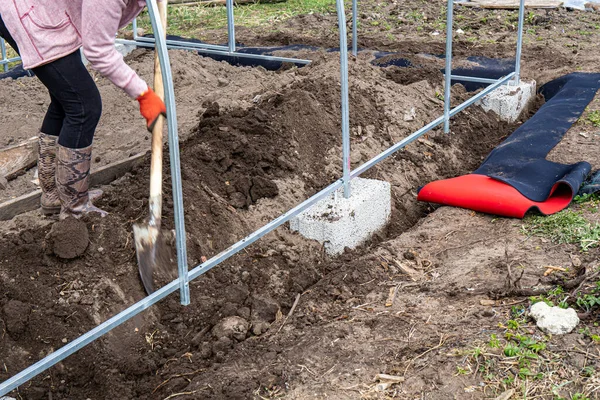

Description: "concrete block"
81 43 136 67
290 178 391 255
476 80 536 123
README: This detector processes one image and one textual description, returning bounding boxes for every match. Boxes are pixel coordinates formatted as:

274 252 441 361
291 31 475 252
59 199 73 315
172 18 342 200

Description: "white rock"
529 302 579 335
456 29 465 35
212 316 249 341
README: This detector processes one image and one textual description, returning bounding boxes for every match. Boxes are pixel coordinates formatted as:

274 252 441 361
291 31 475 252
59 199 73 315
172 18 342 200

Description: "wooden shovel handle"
148 0 168 222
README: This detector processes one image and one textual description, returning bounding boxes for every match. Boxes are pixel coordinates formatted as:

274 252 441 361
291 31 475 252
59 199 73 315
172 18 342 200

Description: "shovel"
134 0 169 295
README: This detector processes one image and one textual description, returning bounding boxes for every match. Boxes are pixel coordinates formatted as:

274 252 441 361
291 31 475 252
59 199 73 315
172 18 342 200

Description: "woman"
0 1 166 219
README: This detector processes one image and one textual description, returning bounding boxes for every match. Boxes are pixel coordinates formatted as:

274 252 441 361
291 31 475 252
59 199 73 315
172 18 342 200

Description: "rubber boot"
38 133 61 215
56 144 108 220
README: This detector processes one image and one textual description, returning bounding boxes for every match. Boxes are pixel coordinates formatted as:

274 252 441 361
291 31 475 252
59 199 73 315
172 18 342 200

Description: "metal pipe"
351 72 516 179
352 0 358 56
116 39 312 65
1 39 8 72
443 0 454 133
132 35 231 52
145 0 191 306
336 0 352 198
514 0 525 83
133 18 139 41
226 0 236 53
449 74 509 84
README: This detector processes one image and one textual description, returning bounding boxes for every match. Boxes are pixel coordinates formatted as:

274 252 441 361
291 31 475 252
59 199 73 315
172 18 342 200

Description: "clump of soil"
45 217 89 259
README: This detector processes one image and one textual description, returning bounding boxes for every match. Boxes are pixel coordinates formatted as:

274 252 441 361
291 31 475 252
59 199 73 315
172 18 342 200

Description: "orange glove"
137 88 167 132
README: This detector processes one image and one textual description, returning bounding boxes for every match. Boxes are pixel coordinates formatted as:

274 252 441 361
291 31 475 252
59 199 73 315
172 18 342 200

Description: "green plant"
456 365 470 375
523 211 600 251
506 319 520 330
504 343 519 357
572 394 590 400
587 110 600 127
489 334 500 348
581 366 595 377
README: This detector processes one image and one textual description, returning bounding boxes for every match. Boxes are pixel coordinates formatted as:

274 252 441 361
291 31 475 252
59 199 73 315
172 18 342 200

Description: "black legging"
0 14 101 149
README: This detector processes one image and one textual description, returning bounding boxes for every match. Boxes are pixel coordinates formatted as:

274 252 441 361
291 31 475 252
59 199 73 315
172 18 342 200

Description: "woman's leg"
32 50 106 219
37 96 65 214
0 14 64 214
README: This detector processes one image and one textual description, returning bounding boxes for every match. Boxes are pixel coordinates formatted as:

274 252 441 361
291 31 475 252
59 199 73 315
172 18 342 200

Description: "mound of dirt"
45 217 89 259
0 49 526 400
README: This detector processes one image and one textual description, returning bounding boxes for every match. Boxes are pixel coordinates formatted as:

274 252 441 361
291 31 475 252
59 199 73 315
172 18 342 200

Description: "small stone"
529 302 579 335
365 125 376 137
0 175 8 190
403 107 416 122
480 299 496 306
212 316 249 341
456 28 465 35
350 152 362 164
62 338 68 343
217 77 229 87
251 321 271 336
571 256 582 268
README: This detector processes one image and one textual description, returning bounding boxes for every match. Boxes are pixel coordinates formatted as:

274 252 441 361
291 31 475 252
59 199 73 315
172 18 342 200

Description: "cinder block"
290 178 391 255
476 80 536 123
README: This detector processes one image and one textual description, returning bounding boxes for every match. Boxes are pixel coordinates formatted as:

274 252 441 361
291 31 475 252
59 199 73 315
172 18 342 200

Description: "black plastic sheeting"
474 72 600 202
0 36 514 92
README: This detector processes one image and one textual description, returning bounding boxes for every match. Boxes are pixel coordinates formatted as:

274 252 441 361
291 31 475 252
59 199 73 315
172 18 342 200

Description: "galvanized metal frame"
443 0 525 133
0 0 528 396
116 1 312 66
0 38 20 72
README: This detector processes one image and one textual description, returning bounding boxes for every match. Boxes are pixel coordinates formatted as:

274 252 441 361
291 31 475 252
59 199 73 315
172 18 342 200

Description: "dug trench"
0 50 541 399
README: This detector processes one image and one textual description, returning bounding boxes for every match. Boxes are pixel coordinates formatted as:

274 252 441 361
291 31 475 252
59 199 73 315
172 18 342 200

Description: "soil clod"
45 217 89 259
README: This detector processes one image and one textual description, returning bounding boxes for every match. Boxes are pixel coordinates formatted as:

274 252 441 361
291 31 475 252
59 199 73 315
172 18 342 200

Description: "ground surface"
2 1 600 399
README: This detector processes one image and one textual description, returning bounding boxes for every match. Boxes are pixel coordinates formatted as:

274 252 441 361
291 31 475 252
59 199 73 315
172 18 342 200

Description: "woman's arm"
81 0 148 98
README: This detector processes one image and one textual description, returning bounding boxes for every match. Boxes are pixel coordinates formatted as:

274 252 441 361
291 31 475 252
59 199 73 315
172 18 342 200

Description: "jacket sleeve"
81 0 148 98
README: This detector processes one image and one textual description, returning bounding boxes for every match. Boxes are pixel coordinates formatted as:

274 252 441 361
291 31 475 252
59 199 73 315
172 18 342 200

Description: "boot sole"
41 205 61 216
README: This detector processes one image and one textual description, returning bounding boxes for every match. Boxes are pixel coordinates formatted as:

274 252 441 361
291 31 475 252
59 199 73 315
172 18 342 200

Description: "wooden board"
456 0 563 9
0 152 147 221
0 137 38 180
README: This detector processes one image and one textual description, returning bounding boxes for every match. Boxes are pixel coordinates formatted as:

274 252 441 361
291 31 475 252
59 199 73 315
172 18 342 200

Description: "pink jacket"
0 0 156 98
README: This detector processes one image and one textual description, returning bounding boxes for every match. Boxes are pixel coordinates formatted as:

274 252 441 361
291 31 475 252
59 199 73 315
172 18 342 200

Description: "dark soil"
2 1 600 399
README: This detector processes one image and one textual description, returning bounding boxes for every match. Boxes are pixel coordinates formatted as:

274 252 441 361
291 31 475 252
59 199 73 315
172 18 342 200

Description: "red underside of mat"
417 174 574 218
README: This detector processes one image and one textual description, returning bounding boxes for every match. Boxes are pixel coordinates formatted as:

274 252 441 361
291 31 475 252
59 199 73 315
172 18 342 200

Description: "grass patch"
454 305 600 398
522 210 600 251
134 0 336 38
586 110 600 127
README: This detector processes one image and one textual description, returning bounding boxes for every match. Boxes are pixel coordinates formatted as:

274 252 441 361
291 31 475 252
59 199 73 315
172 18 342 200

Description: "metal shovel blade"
133 223 160 295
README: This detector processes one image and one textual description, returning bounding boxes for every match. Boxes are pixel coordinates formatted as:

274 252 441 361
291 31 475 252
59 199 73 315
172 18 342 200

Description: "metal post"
443 0 454 134
336 0 352 198
146 0 191 306
514 0 525 84
1 39 8 72
226 0 236 53
352 0 358 56
133 18 139 41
